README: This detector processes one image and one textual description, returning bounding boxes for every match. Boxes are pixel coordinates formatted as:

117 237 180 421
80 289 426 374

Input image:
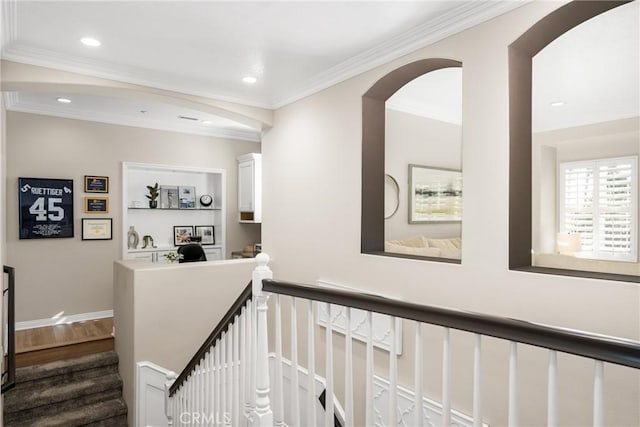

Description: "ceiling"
1 1 637 140
0 0 525 140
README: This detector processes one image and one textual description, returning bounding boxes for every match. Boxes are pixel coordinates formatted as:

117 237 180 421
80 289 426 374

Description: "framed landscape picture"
408 165 462 223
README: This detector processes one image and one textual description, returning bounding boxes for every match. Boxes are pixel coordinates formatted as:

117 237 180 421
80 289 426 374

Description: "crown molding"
5 93 261 142
271 1 530 108
1 44 274 110
2 1 529 110
1 0 18 53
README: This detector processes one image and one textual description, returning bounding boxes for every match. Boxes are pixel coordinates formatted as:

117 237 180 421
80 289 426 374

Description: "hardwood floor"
15 317 114 367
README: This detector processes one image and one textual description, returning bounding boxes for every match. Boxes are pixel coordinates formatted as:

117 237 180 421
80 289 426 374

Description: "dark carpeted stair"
3 351 127 426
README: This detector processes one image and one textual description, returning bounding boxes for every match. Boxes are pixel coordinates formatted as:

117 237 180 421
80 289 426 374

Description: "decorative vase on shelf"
127 226 139 249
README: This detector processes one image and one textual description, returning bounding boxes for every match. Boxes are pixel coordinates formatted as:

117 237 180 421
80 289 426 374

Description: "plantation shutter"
559 157 637 262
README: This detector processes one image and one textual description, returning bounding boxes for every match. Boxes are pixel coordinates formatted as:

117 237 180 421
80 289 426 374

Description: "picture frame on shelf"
173 225 194 246
82 218 112 240
194 225 215 245
178 186 196 209
160 185 179 209
84 175 109 193
84 196 109 214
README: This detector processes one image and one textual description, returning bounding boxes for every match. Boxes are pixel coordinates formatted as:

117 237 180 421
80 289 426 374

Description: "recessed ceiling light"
202 120 213 125
57 97 72 103
550 101 565 107
81 37 101 47
242 76 257 84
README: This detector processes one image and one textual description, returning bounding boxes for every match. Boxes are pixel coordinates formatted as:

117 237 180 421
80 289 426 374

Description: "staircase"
3 351 127 426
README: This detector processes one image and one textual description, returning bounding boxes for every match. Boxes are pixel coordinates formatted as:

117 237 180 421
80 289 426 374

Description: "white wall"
262 2 639 426
5 111 261 322
384 109 462 240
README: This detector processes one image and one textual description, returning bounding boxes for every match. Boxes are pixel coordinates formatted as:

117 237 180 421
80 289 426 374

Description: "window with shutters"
559 157 638 262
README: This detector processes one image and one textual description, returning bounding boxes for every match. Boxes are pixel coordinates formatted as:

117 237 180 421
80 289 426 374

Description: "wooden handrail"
169 281 253 396
262 279 640 369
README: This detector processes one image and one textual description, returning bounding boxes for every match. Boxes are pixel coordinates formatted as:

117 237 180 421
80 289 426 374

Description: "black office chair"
177 243 207 263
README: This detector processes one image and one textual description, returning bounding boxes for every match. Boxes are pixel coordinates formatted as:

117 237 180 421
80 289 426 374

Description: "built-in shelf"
127 207 221 211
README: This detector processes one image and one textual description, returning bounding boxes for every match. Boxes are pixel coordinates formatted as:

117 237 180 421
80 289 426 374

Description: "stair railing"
165 254 640 426
2 265 16 394
165 254 274 426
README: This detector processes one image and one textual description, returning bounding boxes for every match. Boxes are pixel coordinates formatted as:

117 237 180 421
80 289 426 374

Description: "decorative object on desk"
82 218 112 240
408 164 462 223
164 251 180 263
199 194 213 207
84 196 109 214
141 235 156 249
146 182 159 208
160 185 179 209
84 175 109 193
178 186 196 209
127 226 139 249
194 225 215 245
173 225 194 246
18 177 74 239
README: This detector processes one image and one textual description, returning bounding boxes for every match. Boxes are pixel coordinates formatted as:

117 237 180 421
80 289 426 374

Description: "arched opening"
361 58 462 262
509 0 638 281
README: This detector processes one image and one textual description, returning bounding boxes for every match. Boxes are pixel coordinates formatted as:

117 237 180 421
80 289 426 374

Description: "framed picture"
84 175 109 193
84 197 109 214
18 177 74 239
408 164 462 223
194 225 215 245
174 225 194 246
82 218 112 240
178 186 196 209
160 185 179 209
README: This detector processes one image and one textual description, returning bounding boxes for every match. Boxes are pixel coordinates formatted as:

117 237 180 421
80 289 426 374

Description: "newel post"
252 253 274 426
164 371 178 426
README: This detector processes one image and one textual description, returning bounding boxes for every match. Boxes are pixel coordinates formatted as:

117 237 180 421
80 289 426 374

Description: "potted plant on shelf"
146 182 159 208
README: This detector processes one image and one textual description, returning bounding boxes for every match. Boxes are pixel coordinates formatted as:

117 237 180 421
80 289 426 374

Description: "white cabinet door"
205 247 222 261
238 160 255 212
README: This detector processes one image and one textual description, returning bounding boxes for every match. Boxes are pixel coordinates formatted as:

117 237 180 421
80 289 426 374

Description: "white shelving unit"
122 162 226 261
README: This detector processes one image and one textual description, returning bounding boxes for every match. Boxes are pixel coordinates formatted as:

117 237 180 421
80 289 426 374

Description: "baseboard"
16 310 114 331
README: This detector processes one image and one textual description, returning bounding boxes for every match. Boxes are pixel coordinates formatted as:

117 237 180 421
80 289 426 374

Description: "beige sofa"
385 235 461 259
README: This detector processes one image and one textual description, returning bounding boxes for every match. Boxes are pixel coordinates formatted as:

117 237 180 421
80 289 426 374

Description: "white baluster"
252 253 274 426
307 300 317 427
216 340 221 426
593 360 604 427
345 306 353 427
389 317 398 427
365 310 374 427
547 350 558 427
165 371 178 426
291 297 301 427
414 322 423 427
240 304 247 418
188 372 193 427
508 342 518 427
221 332 227 426
325 302 334 427
205 351 212 427
442 328 451 426
244 299 253 419
227 326 234 426
275 294 285 426
196 361 202 425
233 316 241 425
473 334 482 427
